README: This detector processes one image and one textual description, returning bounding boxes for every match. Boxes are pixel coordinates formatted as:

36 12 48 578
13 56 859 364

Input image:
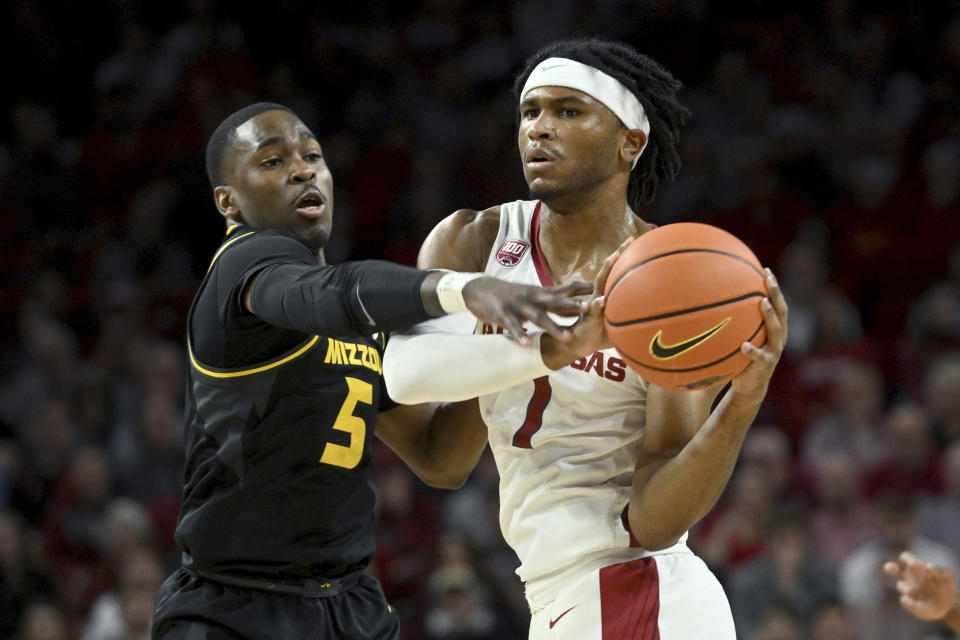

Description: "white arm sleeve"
383 311 553 404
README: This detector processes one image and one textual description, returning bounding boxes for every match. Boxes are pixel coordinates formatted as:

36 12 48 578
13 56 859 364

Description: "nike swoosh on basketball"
549 605 578 629
649 318 730 359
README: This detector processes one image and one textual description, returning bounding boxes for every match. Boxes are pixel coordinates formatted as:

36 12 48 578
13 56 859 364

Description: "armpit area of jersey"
248 259 432 336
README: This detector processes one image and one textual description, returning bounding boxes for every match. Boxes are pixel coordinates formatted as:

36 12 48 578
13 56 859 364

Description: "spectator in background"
440 452 528 629
808 602 858 640
695 465 774 576
15 599 69 640
40 447 114 621
0 319 85 435
728 506 837 638
917 440 960 561
739 426 799 505
420 532 516 640
808 452 877 568
900 285 960 401
114 393 183 506
82 543 164 640
745 605 801 640
422 565 498 640
907 139 960 288
15 399 78 525
864 402 941 498
0 511 55 639
924 355 960 444
777 241 833 359
371 452 443 636
840 493 957 639
801 359 887 469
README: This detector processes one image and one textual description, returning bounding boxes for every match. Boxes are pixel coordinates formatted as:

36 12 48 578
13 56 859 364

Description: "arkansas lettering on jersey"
570 352 627 382
480 322 627 382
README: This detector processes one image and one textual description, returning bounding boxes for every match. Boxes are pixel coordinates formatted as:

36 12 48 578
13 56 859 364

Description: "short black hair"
513 38 691 209
205 102 295 188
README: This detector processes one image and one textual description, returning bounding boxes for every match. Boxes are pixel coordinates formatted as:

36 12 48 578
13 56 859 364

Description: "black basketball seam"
617 321 765 372
607 248 765 299
607 291 766 326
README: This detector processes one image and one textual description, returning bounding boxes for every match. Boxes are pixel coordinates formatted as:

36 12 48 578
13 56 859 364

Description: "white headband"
520 57 650 168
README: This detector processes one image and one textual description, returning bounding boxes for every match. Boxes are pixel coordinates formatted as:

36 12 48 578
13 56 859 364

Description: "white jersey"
477 200 687 595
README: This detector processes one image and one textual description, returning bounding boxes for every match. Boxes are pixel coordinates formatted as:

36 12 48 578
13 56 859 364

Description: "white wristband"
435 271 486 313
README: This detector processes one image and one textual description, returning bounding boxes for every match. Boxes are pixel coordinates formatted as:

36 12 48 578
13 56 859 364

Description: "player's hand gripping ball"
603 223 769 391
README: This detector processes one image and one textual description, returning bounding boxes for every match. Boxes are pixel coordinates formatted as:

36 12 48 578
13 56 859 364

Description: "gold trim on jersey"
188 335 321 378
207 231 256 273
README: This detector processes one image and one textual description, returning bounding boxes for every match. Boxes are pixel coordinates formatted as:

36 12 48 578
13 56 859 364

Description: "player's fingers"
595 238 633 291
760 298 786 351
884 562 903 578
499 307 530 347
538 290 590 316
588 295 606 317
740 341 776 367
554 280 594 297
764 268 788 316
900 551 921 565
897 578 918 596
524 306 570 341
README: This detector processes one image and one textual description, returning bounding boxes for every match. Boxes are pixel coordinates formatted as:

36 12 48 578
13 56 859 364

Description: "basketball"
603 223 769 391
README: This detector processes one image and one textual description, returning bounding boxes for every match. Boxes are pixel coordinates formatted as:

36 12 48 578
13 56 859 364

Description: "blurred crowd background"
2 0 960 639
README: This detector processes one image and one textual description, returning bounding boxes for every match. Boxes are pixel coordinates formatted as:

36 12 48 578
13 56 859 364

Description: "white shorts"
528 552 735 640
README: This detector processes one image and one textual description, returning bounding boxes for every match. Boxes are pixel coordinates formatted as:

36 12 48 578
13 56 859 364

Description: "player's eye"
304 152 322 162
521 108 540 120
560 108 580 117
261 157 283 168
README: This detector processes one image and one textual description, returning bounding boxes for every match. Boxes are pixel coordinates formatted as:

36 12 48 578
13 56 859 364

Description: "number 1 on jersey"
512 376 551 448
320 376 372 469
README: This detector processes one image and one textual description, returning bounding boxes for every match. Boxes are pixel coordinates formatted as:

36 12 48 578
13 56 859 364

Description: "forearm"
248 260 432 335
411 401 488 488
383 322 552 404
376 400 487 489
629 390 762 550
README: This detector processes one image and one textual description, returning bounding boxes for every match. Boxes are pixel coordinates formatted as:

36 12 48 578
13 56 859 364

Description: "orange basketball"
603 223 769 391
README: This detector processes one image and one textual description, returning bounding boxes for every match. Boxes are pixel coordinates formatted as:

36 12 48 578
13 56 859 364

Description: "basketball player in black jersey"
150 102 592 639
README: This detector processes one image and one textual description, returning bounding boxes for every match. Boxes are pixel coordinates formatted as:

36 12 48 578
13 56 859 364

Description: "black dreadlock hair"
205 102 295 189
512 38 691 210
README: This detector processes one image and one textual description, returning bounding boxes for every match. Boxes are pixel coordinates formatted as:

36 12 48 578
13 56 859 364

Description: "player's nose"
290 156 316 183
527 113 556 140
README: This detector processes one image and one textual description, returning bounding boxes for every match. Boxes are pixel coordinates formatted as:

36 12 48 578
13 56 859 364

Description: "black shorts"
152 567 400 640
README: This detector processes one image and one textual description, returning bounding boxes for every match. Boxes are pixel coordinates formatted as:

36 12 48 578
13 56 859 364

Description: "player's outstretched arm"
885 551 960 632
240 231 588 341
626 269 787 550
383 209 623 404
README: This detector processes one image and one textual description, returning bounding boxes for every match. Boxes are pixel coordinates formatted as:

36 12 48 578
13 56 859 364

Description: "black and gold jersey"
175 226 411 580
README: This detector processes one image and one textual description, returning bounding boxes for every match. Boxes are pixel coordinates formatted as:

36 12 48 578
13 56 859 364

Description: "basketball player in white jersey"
382 38 788 639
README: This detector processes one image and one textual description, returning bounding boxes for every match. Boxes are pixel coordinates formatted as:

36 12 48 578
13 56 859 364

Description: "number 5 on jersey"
320 377 372 469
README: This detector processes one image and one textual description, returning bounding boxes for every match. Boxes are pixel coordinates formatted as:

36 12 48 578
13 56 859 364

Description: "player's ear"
620 129 647 167
214 186 241 223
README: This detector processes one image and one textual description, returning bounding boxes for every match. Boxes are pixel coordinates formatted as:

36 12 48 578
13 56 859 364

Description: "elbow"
383 354 423 405
415 468 471 490
635 534 681 553
628 512 681 552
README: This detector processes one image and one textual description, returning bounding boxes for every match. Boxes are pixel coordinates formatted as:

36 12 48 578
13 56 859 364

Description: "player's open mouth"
295 192 326 218
525 147 558 169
